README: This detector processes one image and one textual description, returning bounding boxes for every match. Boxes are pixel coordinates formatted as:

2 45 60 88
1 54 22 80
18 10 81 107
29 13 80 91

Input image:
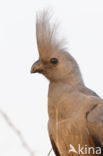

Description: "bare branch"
47 148 52 156
0 110 35 156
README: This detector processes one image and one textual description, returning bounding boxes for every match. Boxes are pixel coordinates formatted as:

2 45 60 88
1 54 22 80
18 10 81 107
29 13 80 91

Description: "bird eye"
50 58 58 64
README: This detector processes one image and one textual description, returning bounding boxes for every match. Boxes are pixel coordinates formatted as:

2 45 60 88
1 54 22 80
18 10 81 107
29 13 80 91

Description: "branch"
0 110 35 156
47 148 52 156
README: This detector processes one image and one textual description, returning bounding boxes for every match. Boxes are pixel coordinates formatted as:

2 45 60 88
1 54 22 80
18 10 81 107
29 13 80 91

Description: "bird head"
31 11 83 85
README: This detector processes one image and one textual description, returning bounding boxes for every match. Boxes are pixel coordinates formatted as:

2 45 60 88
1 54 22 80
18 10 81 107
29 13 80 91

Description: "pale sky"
0 0 103 156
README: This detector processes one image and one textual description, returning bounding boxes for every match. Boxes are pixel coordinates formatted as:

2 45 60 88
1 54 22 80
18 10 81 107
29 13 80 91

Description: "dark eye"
50 58 58 64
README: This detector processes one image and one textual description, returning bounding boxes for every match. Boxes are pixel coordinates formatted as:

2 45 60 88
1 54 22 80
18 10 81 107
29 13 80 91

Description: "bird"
31 10 103 156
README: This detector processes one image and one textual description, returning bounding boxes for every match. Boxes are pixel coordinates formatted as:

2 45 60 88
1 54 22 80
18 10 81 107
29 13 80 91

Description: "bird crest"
36 10 66 61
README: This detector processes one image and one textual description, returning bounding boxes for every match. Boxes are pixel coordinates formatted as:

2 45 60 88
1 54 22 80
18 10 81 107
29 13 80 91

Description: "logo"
68 144 101 155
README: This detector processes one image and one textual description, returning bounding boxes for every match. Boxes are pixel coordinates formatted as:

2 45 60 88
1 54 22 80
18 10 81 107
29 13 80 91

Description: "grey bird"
31 11 103 156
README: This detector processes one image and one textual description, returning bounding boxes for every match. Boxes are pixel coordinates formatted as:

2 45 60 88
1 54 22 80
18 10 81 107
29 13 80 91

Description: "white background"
0 0 103 156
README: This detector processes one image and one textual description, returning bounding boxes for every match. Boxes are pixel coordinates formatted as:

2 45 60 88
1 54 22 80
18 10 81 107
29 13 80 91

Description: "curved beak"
30 60 43 73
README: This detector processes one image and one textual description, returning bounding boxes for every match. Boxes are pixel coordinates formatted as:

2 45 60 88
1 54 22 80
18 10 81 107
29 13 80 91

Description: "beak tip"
30 69 33 73
30 68 35 74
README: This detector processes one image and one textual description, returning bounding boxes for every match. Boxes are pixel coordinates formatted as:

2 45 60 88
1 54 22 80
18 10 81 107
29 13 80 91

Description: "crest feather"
36 10 66 60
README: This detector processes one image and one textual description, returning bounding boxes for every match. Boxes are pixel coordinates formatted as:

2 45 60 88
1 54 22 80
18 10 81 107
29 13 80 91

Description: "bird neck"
64 72 84 89
50 71 85 90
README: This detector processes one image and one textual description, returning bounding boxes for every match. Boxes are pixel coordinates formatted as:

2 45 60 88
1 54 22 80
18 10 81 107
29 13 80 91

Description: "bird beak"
30 60 43 73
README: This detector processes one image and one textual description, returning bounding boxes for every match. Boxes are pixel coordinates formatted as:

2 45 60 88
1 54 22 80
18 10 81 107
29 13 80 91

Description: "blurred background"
0 0 103 155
